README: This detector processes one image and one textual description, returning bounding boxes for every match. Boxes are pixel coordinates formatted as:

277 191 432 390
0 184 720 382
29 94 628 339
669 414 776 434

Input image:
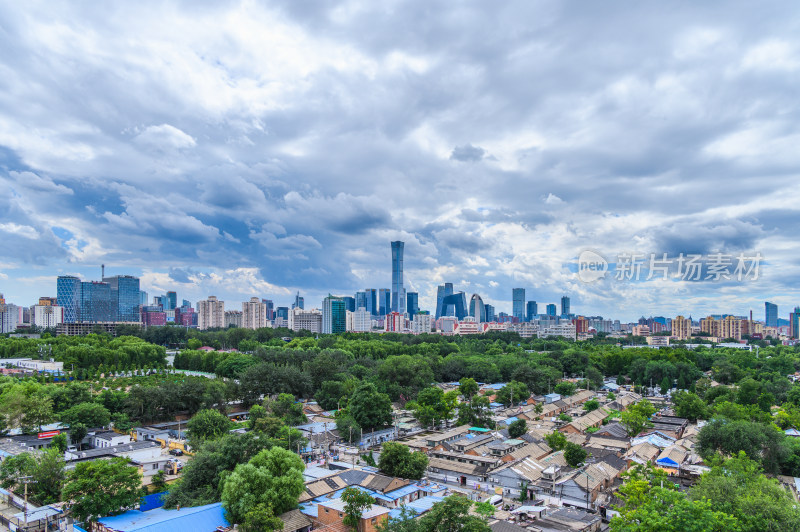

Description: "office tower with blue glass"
561 295 570 317
378 288 391 316
103 275 141 322
406 292 419 317
526 301 538 322
546 303 557 317
436 283 454 319
322 295 346 334
765 302 778 328
364 289 378 316
484 304 495 322
57 276 82 323
470 294 486 322
391 241 405 313
512 288 525 320
292 292 304 310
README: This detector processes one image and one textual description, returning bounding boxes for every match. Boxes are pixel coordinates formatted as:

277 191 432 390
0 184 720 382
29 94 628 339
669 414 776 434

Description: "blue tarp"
140 491 168 512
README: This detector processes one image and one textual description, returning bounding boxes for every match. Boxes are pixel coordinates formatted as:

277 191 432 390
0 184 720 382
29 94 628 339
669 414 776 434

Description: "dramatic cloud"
1 1 799 320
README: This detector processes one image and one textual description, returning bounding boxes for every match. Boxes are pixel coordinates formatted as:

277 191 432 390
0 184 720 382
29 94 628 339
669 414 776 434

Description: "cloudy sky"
2 1 799 321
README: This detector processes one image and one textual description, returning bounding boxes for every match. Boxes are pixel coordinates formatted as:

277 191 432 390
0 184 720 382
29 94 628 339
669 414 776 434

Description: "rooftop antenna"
101 264 105 279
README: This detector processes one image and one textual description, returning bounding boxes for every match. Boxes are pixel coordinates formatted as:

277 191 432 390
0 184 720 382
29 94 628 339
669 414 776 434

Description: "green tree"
336 414 363 444
187 408 232 445
240 502 284 532
672 391 707 422
564 442 588 467
61 402 111 428
51 433 68 452
473 501 495 520
690 452 800 532
508 419 527 439
495 381 529 407
220 447 305 525
341 486 376 531
545 431 567 451
248 404 268 431
620 400 656 437
416 496 491 532
611 463 740 532
348 383 392 431
62 456 142 523
378 442 428 480
554 381 577 396
584 399 600 412
697 419 788 475
267 393 307 426
459 378 479 401
457 395 492 428
150 470 167 493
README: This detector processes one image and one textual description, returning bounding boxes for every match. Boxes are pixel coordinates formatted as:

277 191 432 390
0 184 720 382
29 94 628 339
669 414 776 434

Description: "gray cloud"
0 1 798 318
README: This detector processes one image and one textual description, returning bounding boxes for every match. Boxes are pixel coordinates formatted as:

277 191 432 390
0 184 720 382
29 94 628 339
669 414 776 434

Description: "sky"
2 1 800 321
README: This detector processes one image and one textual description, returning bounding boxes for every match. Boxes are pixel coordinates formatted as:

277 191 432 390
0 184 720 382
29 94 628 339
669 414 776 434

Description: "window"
372 518 377 524
324 508 329 513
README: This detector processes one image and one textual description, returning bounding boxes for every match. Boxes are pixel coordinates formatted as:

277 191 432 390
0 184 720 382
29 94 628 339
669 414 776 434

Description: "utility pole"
17 475 37 526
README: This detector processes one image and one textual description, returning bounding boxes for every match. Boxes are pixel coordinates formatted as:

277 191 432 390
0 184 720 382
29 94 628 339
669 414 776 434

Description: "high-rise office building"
512 288 525 321
484 304 496 322
378 288 391 316
355 291 368 311
242 297 267 329
276 307 289 320
438 291 468 320
561 295 571 317
391 241 405 313
546 304 557 317
323 295 346 334
791 307 800 339
765 302 778 328
526 301 538 322
292 292 304 310
166 291 177 310
364 289 378 316
435 283 454 319
57 276 82 323
406 292 419 317
140 291 149 306
262 299 274 320
80 281 113 322
469 294 486 322
103 275 141 322
197 296 225 330
342 296 356 313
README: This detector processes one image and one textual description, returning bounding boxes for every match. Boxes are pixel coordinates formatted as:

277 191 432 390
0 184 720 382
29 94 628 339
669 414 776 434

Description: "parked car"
169 448 184 456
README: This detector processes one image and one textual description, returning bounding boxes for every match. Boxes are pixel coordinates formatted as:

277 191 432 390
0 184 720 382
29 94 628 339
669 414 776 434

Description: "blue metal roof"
388 496 445 519
97 502 228 532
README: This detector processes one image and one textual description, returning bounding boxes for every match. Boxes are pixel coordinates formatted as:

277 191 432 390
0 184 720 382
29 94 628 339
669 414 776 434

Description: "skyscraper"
103 275 141 322
166 291 177 310
262 299 274 320
57 275 82 323
80 281 113 322
197 296 225 330
469 294 486 322
355 291 368 311
484 304 496 322
391 241 405 313
512 288 525 321
791 307 800 339
765 301 778 328
292 292 304 310
322 295 346 334
435 283 454 319
342 296 355 313
561 295 571 317
526 301 538 322
406 292 419 317
546 304 557 317
378 288 391 316
364 289 378 316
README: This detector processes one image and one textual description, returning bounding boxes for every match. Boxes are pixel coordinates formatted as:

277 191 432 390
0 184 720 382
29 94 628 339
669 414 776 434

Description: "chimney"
101 264 105 279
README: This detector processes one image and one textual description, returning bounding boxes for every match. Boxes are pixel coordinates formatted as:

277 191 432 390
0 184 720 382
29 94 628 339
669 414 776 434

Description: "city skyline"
2 2 800 320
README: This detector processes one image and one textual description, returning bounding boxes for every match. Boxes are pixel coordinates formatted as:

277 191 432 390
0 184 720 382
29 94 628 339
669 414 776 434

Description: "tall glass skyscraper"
80 281 113 322
391 241 405 313
406 292 419 317
765 301 778 328
364 289 378 316
322 295 346 334
378 288 391 316
57 276 82 323
469 294 486 322
342 296 355 312
435 283 454 319
561 295 571 317
103 275 141 322
546 303 557 316
484 304 495 322
166 291 177 310
526 301 538 321
512 288 525 320
355 291 368 311
292 292 304 310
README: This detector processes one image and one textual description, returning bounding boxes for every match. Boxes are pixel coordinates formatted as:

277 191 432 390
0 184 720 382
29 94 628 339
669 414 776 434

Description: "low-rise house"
134 426 171 443
89 501 227 532
65 440 161 465
277 509 313 532
561 407 611 434
592 422 628 439
427 456 491 487
650 415 689 439
624 441 660 466
316 498 390 532
585 435 630 455
534 507 602 532
92 431 132 448
655 445 688 473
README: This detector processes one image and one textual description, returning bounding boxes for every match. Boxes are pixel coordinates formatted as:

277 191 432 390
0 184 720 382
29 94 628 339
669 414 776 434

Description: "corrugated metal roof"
97 502 227 532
